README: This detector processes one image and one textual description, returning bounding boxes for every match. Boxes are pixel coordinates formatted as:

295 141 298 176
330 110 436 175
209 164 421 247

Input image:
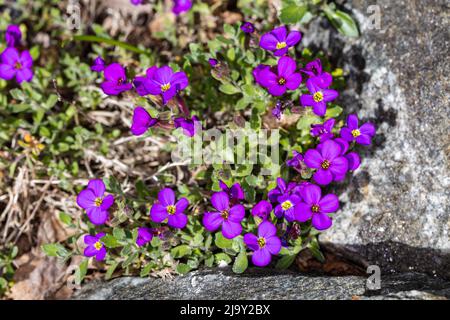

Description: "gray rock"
302 0 450 278
75 268 450 300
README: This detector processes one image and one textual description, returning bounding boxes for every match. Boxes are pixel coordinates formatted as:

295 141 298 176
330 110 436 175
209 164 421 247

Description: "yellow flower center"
161 83 171 92
281 200 293 211
278 77 286 85
313 91 324 102
321 160 330 169
351 129 361 137
221 210 229 220
94 241 103 250
276 42 287 50
257 237 266 248
167 205 176 215
94 197 103 207
14 62 22 70
311 205 320 213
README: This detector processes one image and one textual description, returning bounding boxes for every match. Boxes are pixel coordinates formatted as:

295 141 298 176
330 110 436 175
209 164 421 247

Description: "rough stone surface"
75 268 450 300
301 0 450 278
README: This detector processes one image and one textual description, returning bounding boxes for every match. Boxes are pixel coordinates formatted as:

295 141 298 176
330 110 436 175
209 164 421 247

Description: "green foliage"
0 245 18 296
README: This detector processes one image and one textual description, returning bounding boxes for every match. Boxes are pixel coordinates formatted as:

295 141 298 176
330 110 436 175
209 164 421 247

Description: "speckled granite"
301 0 450 278
75 268 450 300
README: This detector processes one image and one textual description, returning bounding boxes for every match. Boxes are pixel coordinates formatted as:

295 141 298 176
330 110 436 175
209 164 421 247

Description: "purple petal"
158 188 175 206
150 203 168 222
329 156 348 177
86 207 109 225
356 134 372 145
175 197 189 213
321 139 341 160
347 114 359 130
87 179 105 198
360 123 376 136
131 106 158 136
230 183 245 200
300 94 315 107
16 68 33 83
285 73 302 90
318 194 339 213
265 236 282 255
313 169 333 185
161 86 177 104
1 47 19 65
244 233 259 251
221 221 242 239
286 30 301 46
252 200 272 220
334 137 349 154
252 248 271 267
259 33 278 51
304 149 323 169
346 152 361 171
202 211 223 231
100 194 114 211
322 89 339 102
171 71 189 91
340 127 354 142
278 56 296 77
274 204 283 218
228 204 245 222
84 246 97 257
312 213 332 230
295 202 313 222
300 184 322 205
0 64 16 80
218 180 229 192
271 26 287 42
95 247 107 261
104 63 126 82
84 235 98 245
76 189 96 209
274 47 289 57
168 213 188 229
257 68 278 88
276 177 287 192
258 221 277 238
211 191 229 211
154 66 173 85
312 101 327 116
268 84 287 96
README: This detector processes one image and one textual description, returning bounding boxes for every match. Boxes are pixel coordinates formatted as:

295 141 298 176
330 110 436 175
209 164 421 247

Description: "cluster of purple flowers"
77 180 189 261
92 56 198 138
0 25 33 84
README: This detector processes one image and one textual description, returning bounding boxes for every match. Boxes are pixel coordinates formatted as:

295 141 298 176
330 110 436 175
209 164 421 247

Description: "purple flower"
77 179 114 225
274 193 302 222
346 152 361 171
172 0 192 15
202 191 245 239
131 106 158 136
300 58 332 88
296 184 339 231
252 64 270 86
259 26 301 56
334 137 349 155
244 221 281 267
91 56 105 73
286 150 304 168
174 115 200 137
130 0 143 5
300 79 339 116
208 58 219 67
241 21 255 34
256 56 302 96
271 101 284 119
150 188 189 229
251 200 272 221
219 180 245 202
311 118 335 142
340 114 376 145
133 65 188 104
304 139 348 185
100 63 133 96
84 232 107 261
5 25 21 47
136 227 153 247
267 177 298 203
0 48 33 84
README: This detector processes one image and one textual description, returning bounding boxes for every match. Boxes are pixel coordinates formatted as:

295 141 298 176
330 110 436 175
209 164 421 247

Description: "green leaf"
170 245 192 258
308 238 325 263
113 227 126 240
279 4 308 24
275 254 296 270
105 261 119 280
74 259 89 285
102 234 120 248
219 83 241 95
325 105 343 118
58 212 72 226
215 232 233 249
41 243 69 258
176 263 192 275
323 7 359 37
232 251 248 274
215 253 232 265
